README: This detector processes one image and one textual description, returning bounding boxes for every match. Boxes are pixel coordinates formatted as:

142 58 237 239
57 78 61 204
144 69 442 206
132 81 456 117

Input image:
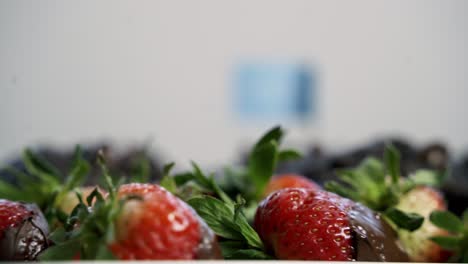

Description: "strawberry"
39 155 221 261
0 199 49 260
262 174 321 198
395 186 452 262
254 188 412 261
109 183 215 259
254 188 354 260
325 144 451 261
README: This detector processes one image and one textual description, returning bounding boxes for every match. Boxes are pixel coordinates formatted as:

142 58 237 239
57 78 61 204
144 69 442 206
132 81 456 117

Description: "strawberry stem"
97 150 116 200
384 144 401 186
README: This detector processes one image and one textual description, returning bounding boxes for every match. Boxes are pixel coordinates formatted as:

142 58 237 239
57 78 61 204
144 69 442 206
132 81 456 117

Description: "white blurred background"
1 0 468 168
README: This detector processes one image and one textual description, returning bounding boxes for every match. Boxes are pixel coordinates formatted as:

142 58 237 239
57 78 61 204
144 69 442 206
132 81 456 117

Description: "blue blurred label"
233 62 315 122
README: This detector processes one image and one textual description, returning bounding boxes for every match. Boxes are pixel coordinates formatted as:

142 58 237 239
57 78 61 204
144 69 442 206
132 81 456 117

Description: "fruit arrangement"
0 126 467 261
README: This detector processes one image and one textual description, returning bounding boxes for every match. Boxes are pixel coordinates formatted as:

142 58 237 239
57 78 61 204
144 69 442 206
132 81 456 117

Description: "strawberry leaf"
430 210 464 233
190 162 214 190
233 196 263 249
95 244 116 260
54 146 90 209
187 162 234 205
463 251 468 263
408 169 445 188
23 148 61 179
160 175 177 194
66 157 89 190
430 236 461 250
183 126 293 209
188 196 244 240
1 147 92 226
384 207 424 231
325 180 360 202
254 125 283 148
163 162 175 175
160 163 177 193
173 172 195 186
43 156 121 260
0 179 22 201
227 249 273 259
97 150 116 199
86 187 104 206
188 192 264 251
325 157 392 211
38 238 81 260
48 226 67 244
248 140 278 199
325 144 447 220
278 149 302 162
129 152 151 183
1 167 48 203
235 212 263 249
187 179 266 258
384 144 400 185
462 208 468 226
220 241 246 257
188 196 263 254
428 210 468 263
245 126 294 201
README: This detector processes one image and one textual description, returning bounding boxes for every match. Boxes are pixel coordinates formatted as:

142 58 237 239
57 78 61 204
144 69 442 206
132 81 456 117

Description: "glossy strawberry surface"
109 183 203 260
0 200 30 238
255 188 354 260
0 199 49 260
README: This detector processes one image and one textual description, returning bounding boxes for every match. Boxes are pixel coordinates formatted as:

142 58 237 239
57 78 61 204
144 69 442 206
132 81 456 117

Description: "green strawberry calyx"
161 125 301 203
429 209 468 262
0 146 90 225
215 126 302 203
159 126 297 259
160 160 272 259
325 144 446 231
38 151 122 260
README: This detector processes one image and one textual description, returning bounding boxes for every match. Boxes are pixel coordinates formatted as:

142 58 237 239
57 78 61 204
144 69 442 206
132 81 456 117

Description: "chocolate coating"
0 203 49 260
349 203 408 262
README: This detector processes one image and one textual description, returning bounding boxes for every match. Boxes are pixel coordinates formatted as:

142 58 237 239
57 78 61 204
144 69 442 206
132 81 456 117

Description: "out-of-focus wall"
1 0 467 167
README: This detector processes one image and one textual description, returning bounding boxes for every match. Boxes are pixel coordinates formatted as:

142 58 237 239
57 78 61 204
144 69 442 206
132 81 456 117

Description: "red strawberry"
395 186 452 262
255 188 411 261
0 199 49 260
262 174 321 198
109 183 220 260
254 188 354 260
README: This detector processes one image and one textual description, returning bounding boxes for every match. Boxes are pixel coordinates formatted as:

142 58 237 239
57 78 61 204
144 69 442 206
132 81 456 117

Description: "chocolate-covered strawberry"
255 189 354 260
325 145 452 261
254 188 408 261
0 199 49 260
